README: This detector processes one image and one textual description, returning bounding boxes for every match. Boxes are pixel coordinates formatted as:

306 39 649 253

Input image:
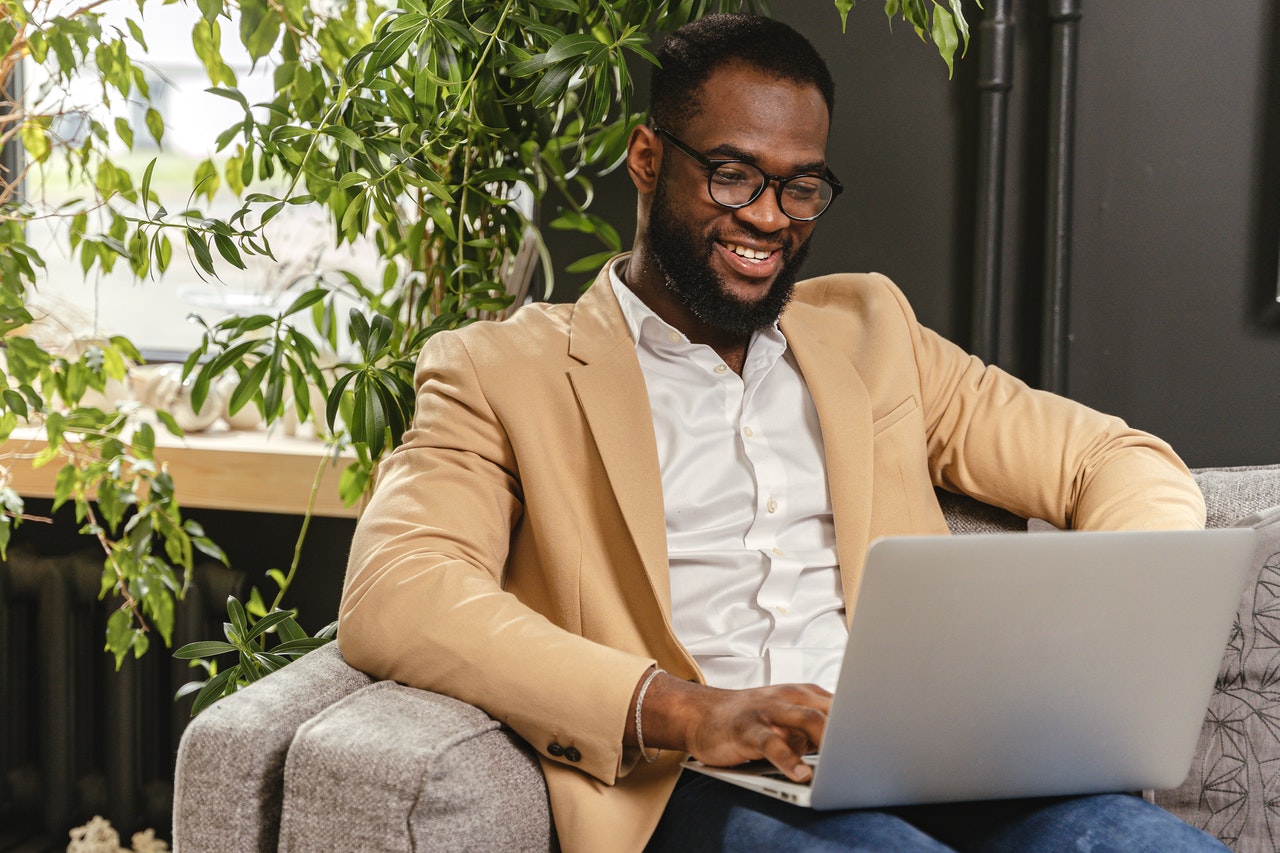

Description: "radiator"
1 543 244 849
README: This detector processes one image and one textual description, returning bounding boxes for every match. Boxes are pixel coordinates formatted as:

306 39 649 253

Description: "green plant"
174 595 334 714
0 0 977 700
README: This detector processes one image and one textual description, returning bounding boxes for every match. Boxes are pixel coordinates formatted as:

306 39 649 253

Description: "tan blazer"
339 260 1204 853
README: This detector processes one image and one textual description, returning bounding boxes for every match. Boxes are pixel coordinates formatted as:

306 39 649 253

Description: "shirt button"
563 746 582 763
742 426 754 438
766 498 778 513
547 743 565 757
772 547 785 557
714 364 728 375
667 331 681 343
775 605 789 615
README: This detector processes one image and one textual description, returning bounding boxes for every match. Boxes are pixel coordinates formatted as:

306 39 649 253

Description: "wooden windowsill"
0 425 357 519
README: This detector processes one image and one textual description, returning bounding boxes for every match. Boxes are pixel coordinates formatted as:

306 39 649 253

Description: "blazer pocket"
869 394 943 534
872 396 920 436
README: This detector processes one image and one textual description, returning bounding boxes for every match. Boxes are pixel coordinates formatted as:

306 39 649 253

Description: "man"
339 14 1220 853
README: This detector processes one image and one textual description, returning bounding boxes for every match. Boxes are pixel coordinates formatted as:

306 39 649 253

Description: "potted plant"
0 0 976 706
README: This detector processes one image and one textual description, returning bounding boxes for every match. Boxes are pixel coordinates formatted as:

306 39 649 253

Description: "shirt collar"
606 258 788 364
608 257 661 346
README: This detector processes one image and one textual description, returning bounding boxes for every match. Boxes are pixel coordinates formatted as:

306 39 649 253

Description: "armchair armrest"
173 640 553 853
278 680 553 852
173 642 371 852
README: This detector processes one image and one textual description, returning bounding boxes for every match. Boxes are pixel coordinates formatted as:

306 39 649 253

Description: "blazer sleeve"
877 276 1205 531
338 329 655 785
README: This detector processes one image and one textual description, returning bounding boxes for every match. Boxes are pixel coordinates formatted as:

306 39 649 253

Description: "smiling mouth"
722 241 777 262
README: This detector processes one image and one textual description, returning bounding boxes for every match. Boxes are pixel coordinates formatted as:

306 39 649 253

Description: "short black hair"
649 14 835 133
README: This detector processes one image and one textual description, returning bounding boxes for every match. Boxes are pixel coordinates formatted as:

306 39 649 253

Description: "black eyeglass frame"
650 123 843 222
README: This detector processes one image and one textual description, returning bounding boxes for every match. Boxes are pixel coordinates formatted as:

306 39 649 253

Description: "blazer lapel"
567 263 673 615
781 304 876 615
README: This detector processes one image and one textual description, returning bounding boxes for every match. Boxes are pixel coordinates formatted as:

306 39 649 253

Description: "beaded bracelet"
635 667 664 763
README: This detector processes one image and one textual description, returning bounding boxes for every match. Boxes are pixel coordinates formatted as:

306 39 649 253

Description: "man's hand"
626 668 831 783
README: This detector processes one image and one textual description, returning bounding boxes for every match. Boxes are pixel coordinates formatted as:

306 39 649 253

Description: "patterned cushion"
1154 503 1280 852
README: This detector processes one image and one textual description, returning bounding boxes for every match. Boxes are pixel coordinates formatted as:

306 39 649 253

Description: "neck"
619 251 751 373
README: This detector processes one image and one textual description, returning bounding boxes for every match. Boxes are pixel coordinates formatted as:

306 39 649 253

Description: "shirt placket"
736 347 809 676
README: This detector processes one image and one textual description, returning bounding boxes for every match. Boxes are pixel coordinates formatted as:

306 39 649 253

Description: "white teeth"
726 242 772 261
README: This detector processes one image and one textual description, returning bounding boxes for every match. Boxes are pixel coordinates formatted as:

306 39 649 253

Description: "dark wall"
546 0 1280 468
774 0 979 340
1067 1 1280 466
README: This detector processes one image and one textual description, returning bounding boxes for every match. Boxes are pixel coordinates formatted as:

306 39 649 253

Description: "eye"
711 164 755 186
783 179 823 201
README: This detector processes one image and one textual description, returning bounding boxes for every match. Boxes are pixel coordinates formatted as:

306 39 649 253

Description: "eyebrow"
703 142 829 176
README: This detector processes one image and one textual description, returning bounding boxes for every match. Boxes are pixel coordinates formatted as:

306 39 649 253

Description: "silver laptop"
686 527 1256 809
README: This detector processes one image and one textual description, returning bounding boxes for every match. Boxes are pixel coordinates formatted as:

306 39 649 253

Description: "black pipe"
970 0 1015 364
1041 0 1082 394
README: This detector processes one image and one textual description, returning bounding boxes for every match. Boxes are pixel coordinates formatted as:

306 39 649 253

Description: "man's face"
647 166 812 336
646 63 831 335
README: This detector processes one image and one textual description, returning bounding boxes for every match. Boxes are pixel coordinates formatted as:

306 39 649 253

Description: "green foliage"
176 0 793 505
174 454 337 713
0 0 238 668
0 331 229 666
837 0 981 78
174 596 336 715
1 0 978 699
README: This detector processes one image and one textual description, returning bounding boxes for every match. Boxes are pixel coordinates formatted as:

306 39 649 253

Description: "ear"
626 124 660 194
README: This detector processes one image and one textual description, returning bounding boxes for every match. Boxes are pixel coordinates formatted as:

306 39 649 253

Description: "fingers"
763 700 827 751
758 699 827 782
682 682 832 781
760 730 815 783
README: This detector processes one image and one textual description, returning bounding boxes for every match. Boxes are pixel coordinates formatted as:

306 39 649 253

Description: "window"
23 0 375 358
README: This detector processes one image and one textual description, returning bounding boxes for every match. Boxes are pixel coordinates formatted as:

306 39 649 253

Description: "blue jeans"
645 772 1228 852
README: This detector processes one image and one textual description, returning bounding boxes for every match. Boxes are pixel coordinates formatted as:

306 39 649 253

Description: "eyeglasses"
651 123 842 222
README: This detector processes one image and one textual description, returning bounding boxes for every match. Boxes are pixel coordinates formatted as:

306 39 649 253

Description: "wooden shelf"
0 425 357 519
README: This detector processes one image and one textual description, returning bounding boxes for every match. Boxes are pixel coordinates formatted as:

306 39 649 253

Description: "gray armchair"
173 465 1280 853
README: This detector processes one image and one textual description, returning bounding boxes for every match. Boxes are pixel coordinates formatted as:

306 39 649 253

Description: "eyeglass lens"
709 163 835 221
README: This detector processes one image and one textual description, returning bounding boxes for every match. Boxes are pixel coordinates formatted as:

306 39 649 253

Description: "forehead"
682 63 831 170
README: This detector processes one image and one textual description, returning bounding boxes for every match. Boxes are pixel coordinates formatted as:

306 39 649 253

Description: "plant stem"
448 1 514 283
269 450 327 612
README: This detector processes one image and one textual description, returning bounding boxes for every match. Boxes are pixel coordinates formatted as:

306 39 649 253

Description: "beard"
647 174 811 336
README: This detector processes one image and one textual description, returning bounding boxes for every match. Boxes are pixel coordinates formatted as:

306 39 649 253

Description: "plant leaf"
320 126 365 152
246 609 299 641
930 3 959 78
185 231 217 276
835 0 855 31
188 667 237 716
174 640 238 659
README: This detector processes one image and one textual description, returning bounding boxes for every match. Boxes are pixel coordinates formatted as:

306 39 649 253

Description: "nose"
733 181 790 233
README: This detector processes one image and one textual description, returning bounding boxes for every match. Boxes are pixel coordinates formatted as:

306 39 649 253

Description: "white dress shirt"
609 264 848 691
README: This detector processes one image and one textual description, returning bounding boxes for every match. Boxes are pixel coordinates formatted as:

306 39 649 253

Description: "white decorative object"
68 815 170 853
218 374 264 431
129 364 224 432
